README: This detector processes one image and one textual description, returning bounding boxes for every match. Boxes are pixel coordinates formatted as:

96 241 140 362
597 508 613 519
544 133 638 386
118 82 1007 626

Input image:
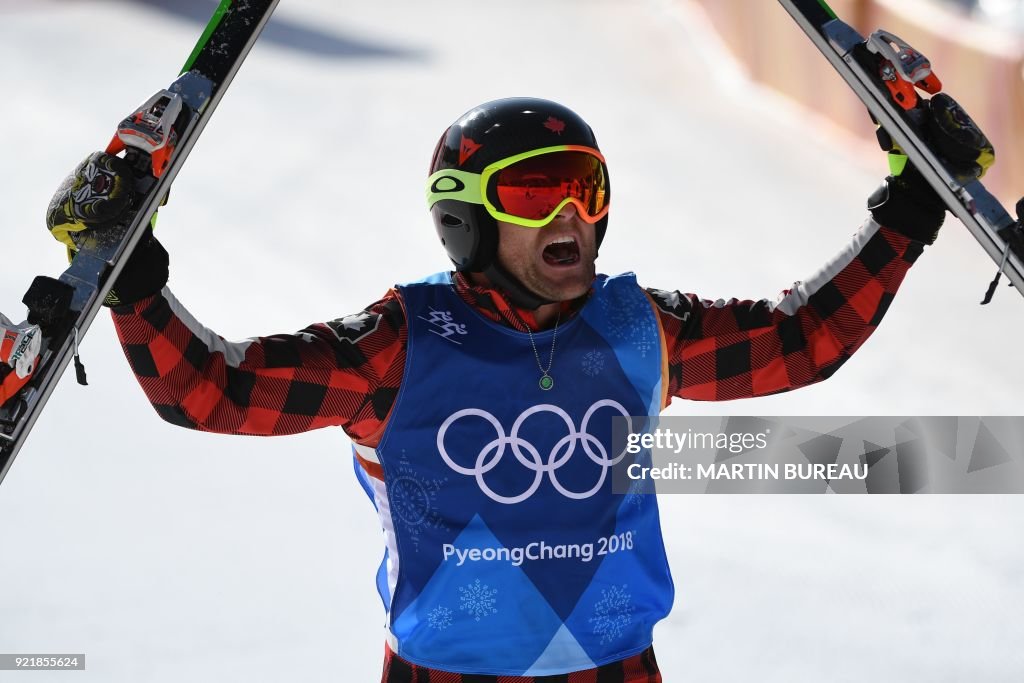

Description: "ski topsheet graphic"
778 0 1024 303
0 0 279 487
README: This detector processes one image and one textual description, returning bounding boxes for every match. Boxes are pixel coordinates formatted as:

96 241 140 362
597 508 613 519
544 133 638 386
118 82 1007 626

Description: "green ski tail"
181 0 233 74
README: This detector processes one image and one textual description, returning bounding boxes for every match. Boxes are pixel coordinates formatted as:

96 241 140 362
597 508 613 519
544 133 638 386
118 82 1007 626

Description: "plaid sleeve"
647 220 924 402
109 288 406 440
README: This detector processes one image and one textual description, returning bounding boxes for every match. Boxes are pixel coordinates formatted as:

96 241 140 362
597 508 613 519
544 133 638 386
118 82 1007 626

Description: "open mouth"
542 236 580 266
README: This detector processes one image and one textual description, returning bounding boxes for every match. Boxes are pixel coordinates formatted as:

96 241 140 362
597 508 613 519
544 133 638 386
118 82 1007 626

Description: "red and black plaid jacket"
110 218 922 681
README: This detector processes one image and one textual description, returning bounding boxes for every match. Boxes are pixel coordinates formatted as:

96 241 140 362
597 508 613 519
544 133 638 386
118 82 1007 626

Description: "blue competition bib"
353 272 674 676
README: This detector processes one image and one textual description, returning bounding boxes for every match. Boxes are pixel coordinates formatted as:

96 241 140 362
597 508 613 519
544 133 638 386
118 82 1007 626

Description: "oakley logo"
437 401 632 504
419 307 468 344
430 175 466 194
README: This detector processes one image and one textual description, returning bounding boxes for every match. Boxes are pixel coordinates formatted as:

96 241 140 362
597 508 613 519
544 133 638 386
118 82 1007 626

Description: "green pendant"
539 374 554 391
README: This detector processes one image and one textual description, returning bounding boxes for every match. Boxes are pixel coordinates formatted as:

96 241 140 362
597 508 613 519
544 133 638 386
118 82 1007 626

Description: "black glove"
46 151 169 307
867 164 946 244
867 93 994 245
101 230 169 308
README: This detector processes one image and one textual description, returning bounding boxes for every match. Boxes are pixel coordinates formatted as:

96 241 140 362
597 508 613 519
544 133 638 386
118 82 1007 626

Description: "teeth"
547 236 576 247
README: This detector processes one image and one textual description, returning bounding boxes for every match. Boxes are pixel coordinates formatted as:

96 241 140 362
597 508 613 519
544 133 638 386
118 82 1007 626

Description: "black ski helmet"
427 97 609 307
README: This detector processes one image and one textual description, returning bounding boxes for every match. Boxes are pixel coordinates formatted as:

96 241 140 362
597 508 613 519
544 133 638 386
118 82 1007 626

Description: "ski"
777 0 1024 302
0 0 279 486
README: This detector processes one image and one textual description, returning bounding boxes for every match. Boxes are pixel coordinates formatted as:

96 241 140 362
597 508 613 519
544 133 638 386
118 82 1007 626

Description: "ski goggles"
426 145 610 228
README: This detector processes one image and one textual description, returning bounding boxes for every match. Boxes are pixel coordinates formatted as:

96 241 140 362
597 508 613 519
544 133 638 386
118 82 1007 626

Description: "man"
31 97 986 681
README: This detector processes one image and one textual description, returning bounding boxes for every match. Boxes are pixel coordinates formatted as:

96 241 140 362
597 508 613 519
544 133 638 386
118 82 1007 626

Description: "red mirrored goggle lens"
489 151 609 223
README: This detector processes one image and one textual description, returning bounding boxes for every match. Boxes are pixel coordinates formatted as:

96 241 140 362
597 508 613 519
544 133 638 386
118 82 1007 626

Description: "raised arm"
644 94 1002 404
44 152 407 440
110 281 406 439
647 218 920 402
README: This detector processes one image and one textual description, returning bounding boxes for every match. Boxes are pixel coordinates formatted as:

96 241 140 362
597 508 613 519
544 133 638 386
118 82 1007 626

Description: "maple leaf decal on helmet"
543 116 566 134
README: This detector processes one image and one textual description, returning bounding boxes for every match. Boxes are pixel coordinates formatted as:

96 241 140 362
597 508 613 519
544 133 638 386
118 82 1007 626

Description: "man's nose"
555 201 580 220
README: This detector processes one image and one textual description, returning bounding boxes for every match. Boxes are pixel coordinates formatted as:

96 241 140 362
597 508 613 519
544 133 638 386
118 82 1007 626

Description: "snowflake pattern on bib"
458 579 498 621
582 350 605 377
589 584 634 644
600 294 657 358
388 450 449 553
427 605 453 630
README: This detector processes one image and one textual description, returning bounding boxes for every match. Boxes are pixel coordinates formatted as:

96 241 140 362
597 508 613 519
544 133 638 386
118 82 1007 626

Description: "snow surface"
0 0 1022 680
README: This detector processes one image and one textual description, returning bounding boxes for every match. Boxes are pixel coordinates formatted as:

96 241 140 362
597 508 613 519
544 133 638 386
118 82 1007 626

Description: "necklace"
526 311 560 391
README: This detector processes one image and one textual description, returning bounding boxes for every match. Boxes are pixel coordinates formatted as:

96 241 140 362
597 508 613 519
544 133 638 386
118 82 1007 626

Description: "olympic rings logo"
436 401 632 504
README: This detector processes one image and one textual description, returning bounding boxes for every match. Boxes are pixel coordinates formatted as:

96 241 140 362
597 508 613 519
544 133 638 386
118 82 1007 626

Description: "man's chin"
531 267 595 302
